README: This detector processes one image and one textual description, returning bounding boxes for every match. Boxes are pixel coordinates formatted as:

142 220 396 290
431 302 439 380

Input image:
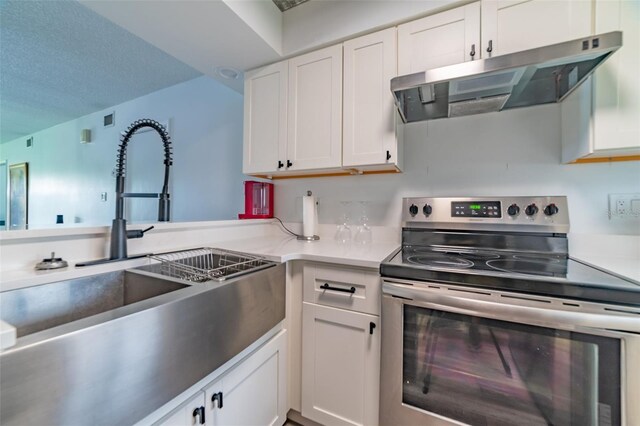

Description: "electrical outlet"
608 193 640 218
101 192 108 202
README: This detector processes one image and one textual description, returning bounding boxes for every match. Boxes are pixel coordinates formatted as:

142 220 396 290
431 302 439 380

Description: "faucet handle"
126 226 155 239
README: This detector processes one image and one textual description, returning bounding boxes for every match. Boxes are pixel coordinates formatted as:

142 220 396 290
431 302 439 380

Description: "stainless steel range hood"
391 32 622 123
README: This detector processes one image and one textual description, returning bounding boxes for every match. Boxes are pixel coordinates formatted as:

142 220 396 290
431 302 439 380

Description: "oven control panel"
403 196 570 234
451 201 502 218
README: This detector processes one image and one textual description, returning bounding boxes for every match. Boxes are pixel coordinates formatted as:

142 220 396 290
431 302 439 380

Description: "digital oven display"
451 201 502 218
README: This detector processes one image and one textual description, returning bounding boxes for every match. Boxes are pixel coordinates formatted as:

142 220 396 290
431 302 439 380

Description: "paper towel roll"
302 191 317 237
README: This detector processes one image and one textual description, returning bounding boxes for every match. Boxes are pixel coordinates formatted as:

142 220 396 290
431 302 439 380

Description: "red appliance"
239 181 274 219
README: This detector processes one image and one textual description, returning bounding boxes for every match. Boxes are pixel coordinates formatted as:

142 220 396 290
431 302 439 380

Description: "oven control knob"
525 203 539 216
423 204 433 216
409 204 419 216
544 203 559 216
507 204 520 216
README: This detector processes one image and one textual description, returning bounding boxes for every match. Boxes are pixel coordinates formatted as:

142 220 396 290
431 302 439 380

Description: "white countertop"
0 233 399 292
217 235 400 270
571 255 640 284
569 233 640 284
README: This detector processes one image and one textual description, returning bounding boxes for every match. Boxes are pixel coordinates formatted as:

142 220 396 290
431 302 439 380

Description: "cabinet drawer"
303 263 381 316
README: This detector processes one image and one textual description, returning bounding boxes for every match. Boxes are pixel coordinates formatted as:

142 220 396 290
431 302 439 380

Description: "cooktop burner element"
486 258 567 276
381 196 640 305
405 253 474 269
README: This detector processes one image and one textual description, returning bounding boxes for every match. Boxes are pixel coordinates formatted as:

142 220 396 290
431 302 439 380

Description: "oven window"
403 305 621 426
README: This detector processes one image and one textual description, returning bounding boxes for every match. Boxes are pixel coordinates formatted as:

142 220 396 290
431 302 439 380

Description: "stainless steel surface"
0 263 286 426
379 279 640 426
34 251 69 270
297 235 320 241
391 32 622 123
145 247 275 282
402 196 570 233
383 279 640 333
0 270 187 337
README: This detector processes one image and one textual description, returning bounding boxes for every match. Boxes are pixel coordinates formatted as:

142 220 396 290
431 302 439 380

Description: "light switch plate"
608 193 640 219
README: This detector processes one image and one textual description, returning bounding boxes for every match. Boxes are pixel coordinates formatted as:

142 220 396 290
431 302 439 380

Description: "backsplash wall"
274 104 640 236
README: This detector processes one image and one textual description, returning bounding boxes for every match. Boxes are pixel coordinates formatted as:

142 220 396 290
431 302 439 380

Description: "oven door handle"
383 281 640 333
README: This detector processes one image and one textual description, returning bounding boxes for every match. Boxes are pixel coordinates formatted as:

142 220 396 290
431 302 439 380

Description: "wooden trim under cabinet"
569 155 640 164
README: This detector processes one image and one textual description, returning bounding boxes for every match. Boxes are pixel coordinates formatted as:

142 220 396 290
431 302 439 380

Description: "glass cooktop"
381 246 640 306
402 247 568 277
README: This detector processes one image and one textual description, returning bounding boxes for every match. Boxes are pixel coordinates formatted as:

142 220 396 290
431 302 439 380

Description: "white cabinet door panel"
343 28 398 168
481 0 592 57
156 393 205 426
398 2 480 74
287 45 343 171
592 0 640 152
206 330 287 426
302 302 380 426
243 61 287 174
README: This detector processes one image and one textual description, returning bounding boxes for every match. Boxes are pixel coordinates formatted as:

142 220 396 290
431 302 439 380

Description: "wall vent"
26 137 33 148
103 112 115 127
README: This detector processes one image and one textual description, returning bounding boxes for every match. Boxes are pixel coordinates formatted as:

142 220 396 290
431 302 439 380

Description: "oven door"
380 279 640 426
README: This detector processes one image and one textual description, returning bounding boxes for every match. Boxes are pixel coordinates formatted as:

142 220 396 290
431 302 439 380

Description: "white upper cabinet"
481 0 592 57
243 61 288 174
398 2 481 74
343 28 401 169
287 45 343 171
561 0 640 162
591 0 639 153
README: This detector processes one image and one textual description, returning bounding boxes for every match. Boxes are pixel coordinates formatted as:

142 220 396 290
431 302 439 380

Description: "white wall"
0 76 245 228
274 104 640 236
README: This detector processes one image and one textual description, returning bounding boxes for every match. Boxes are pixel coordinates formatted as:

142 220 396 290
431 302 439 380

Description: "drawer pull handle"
321 283 356 294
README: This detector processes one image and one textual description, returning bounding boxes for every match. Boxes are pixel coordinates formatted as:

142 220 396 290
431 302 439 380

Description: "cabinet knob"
470 44 476 59
286 160 293 168
369 322 376 335
192 407 205 425
386 150 391 161
212 391 224 409
277 160 284 169
486 40 493 54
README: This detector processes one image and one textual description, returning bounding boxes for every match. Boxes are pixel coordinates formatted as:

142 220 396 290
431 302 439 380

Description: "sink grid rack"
148 248 274 283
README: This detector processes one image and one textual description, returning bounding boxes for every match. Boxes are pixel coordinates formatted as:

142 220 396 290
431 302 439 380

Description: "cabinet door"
206 330 287 426
287 45 343 171
481 0 591 57
243 61 288 174
156 392 206 426
561 0 639 162
302 302 380 426
592 0 639 152
343 28 399 168
397 2 480 75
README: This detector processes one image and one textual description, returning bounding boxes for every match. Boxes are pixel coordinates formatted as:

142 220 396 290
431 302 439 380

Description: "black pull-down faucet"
77 119 172 267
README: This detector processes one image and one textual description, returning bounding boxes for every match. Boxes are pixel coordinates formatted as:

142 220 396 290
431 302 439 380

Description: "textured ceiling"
272 0 310 12
0 0 201 143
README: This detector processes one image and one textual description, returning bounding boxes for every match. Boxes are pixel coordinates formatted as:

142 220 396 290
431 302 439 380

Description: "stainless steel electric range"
379 196 640 426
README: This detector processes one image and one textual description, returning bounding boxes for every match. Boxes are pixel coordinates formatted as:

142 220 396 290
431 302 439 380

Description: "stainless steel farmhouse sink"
1 270 189 338
0 254 285 426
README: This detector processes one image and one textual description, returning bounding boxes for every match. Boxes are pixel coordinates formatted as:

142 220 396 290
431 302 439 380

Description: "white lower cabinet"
158 392 207 426
156 330 287 426
205 331 287 426
301 302 380 426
